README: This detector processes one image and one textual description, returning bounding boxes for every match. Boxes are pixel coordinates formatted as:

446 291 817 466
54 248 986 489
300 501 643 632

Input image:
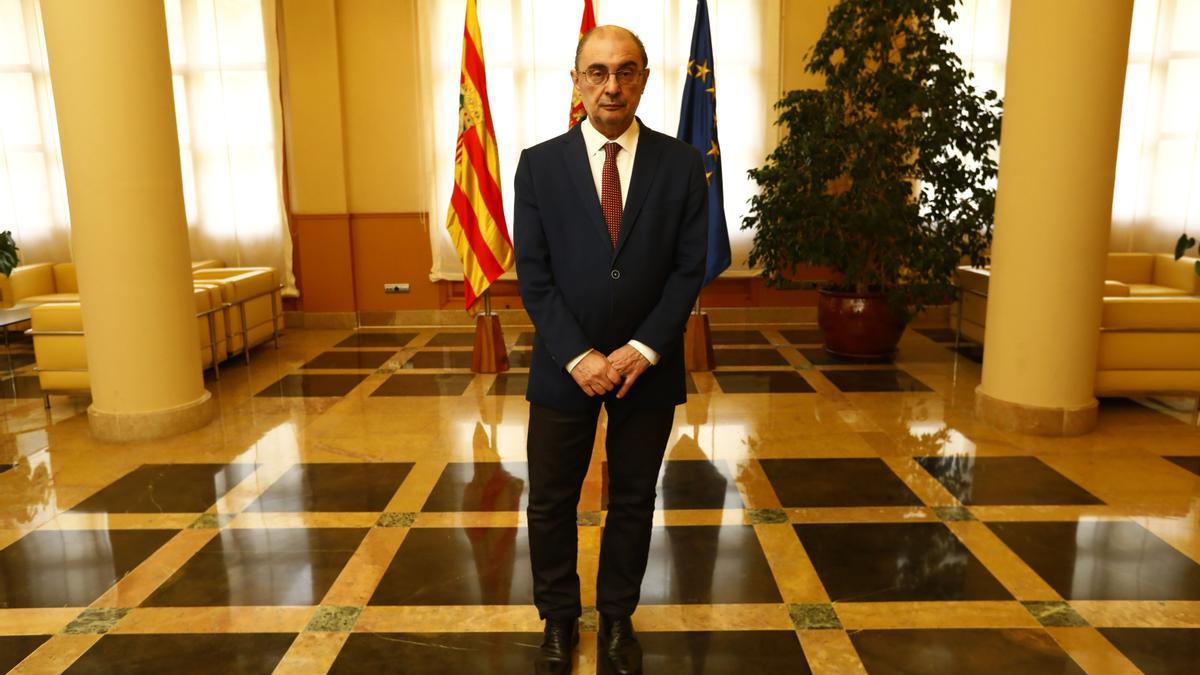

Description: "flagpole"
472 287 509 373
685 296 714 371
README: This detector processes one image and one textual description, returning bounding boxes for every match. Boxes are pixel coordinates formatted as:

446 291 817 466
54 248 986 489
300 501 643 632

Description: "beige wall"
279 0 348 215
336 0 423 213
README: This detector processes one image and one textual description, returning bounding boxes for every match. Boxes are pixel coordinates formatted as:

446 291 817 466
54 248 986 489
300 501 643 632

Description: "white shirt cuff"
566 348 593 373
628 340 659 365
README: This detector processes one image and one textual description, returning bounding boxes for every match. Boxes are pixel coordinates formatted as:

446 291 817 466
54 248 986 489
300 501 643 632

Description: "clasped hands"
570 345 649 399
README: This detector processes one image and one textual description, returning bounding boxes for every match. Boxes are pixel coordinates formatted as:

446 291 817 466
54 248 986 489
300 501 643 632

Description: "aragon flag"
567 0 597 128
446 0 515 309
677 0 730 286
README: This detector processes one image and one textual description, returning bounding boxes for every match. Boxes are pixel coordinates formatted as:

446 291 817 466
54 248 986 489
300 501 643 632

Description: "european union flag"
677 0 730 287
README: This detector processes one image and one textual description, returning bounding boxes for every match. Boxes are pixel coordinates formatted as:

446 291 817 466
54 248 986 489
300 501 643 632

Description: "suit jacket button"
611 269 620 280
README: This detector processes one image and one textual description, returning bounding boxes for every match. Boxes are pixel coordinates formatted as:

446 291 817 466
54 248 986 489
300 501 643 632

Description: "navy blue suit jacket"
514 120 708 412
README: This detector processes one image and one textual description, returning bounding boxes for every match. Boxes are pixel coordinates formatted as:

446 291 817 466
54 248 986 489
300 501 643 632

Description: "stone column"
976 0 1135 435
41 0 213 440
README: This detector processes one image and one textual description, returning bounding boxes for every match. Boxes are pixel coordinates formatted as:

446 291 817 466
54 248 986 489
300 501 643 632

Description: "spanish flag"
447 0 514 309
567 0 597 128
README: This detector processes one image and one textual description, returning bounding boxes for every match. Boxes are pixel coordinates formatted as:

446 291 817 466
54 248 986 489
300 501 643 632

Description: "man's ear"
570 70 580 92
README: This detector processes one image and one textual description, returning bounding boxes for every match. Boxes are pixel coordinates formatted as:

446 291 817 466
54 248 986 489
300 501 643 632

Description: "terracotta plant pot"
817 289 908 360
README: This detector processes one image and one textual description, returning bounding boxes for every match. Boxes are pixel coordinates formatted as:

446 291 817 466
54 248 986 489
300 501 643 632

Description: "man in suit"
514 25 708 675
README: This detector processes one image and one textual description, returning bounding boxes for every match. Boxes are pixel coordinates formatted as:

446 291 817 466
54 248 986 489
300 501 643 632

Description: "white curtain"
0 0 71 264
417 0 781 282
948 0 1200 254
1112 0 1200 252
165 0 296 294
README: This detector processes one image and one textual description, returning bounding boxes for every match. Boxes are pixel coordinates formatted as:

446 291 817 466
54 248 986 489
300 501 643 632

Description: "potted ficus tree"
743 0 1002 359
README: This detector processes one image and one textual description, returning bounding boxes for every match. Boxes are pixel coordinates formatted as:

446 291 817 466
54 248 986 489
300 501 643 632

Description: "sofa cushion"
4 263 56 306
1095 369 1200 395
1102 297 1200 330
1152 254 1198 295
1105 253 1154 284
52 263 77 293
1103 281 1130 297
1099 333 1200 370
20 293 81 305
1127 284 1189 297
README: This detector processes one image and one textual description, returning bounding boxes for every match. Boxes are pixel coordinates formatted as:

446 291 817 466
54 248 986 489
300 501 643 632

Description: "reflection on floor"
0 324 1198 673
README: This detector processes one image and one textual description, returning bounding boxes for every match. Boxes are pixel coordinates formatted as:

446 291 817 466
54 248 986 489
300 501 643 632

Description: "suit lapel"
614 121 662 259
561 124 613 249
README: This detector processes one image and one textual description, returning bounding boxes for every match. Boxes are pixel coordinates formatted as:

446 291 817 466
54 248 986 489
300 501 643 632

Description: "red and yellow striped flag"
567 0 597 128
447 0 514 309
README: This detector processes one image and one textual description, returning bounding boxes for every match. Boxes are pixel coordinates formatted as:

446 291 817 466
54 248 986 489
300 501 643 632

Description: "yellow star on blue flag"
676 0 729 286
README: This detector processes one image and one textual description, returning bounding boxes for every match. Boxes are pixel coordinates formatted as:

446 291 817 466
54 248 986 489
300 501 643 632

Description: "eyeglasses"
582 67 643 87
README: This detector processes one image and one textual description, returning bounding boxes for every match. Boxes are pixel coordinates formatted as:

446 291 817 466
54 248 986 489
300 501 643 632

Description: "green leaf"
1195 260 1200 278
1175 233 1196 261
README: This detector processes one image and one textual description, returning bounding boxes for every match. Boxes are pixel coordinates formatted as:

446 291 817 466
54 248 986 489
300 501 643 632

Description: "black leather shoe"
598 615 642 675
534 617 578 675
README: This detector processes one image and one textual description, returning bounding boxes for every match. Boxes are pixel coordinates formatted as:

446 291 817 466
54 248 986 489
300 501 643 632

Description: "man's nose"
603 74 622 96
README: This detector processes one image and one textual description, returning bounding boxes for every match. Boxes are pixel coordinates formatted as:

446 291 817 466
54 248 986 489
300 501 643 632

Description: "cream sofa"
1 260 227 308
954 252 1199 344
30 286 227 407
1105 253 1199 297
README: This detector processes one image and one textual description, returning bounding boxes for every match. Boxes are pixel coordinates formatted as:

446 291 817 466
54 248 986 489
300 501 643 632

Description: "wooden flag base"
472 312 509 373
684 312 714 372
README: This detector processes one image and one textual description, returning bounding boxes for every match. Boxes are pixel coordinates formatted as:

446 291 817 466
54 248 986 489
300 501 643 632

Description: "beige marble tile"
729 459 782 509
881 456 960 506
653 509 744 526
945 521 1062 601
834 601 1039 629
1071 600 1200 627
272 632 352 675
785 506 937 523
355 606 543 633
111 607 314 634
8 634 99 674
44 513 200 530
226 512 379 529
969 506 1132 522
0 609 80 635
755 523 829 603
412 512 525 528
1131 511 1200 563
322 528 409 606
91 529 218 609
797 630 869 675
629 603 792 631
384 460 447 512
210 463 295 515
1044 627 1142 674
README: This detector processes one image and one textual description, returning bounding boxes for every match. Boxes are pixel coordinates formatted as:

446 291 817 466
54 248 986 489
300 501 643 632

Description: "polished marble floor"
0 323 1198 673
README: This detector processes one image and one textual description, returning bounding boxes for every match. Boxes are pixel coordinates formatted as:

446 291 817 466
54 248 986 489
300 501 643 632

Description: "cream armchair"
29 287 226 407
0 262 79 308
1096 296 1200 421
191 267 282 362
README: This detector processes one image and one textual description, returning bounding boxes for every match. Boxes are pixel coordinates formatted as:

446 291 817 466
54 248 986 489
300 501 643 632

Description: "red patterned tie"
601 142 621 247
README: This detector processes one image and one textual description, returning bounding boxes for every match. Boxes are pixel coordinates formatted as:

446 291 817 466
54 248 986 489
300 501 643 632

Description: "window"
0 0 70 264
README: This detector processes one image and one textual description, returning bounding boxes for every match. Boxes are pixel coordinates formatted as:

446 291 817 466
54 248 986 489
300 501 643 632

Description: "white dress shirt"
566 117 660 374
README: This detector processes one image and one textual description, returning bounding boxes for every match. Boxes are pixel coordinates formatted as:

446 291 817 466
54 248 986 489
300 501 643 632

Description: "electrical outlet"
383 283 410 294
